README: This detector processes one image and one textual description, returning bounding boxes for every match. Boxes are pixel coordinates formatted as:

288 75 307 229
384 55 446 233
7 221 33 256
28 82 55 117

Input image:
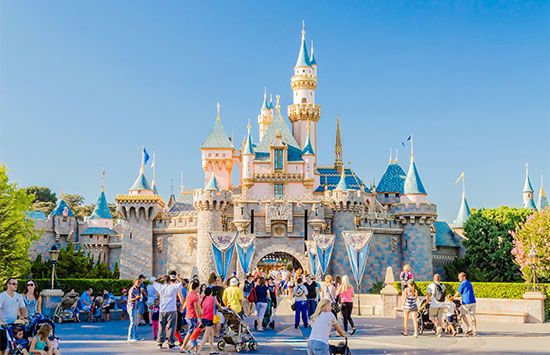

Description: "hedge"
20 279 134 295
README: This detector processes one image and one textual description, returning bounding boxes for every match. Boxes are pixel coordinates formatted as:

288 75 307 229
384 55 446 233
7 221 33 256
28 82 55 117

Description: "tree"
511 209 550 283
24 186 57 204
60 193 89 220
445 207 532 282
0 165 40 282
31 201 56 215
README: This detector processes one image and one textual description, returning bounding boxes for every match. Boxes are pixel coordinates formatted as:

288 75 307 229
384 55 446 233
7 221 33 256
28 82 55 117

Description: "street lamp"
528 245 537 291
49 244 59 289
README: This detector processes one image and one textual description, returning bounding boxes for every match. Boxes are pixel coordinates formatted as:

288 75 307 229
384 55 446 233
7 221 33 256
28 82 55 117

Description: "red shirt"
201 295 215 321
185 291 199 319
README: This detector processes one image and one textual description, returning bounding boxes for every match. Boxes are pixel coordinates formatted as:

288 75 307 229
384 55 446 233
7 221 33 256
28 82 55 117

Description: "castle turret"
522 163 537 209
201 103 234 191
242 120 255 189
376 148 406 205
395 137 436 280
538 175 548 210
288 22 320 151
257 88 273 140
116 149 164 279
452 176 471 236
302 121 316 184
193 173 231 282
49 198 77 244
334 115 343 172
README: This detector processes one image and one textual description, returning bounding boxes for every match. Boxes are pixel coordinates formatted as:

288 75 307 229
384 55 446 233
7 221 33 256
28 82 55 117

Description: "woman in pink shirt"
336 275 356 335
197 287 222 354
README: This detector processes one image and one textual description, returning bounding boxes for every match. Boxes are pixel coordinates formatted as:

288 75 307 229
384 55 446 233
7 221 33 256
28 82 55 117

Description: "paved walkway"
54 315 550 354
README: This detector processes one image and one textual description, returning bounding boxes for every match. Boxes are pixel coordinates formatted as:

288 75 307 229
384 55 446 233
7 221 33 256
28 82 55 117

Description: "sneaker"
413 333 418 338
169 344 177 349
158 344 165 350
127 339 138 343
350 328 357 336
209 352 219 355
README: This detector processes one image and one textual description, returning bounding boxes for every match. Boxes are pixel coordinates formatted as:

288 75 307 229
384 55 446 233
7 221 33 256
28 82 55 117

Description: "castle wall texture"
196 210 220 281
119 215 154 279
154 233 197 277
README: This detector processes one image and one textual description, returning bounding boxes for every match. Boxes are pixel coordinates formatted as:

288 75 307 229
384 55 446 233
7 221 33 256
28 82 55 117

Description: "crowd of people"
0 264 478 355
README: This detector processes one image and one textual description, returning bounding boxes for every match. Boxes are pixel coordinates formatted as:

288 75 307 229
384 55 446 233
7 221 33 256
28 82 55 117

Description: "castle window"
384 193 389 198
274 149 284 171
274 184 283 199
301 97 307 103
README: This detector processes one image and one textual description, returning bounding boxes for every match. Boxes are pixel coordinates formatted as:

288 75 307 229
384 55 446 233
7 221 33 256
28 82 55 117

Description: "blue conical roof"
538 186 548 210
335 170 349 192
523 168 534 193
302 129 315 155
130 170 152 191
453 192 471 228
90 191 112 219
376 162 406 193
243 125 254 155
206 174 219 191
404 158 427 195
523 197 537 210
295 33 311 67
50 199 74 217
201 108 233 149
310 41 317 65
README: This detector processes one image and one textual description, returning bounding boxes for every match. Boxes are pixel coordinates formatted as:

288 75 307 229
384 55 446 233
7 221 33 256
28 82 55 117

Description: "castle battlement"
193 189 232 211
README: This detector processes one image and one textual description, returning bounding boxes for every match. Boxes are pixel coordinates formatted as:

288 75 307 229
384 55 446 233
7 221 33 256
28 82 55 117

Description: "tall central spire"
334 114 343 172
295 20 311 67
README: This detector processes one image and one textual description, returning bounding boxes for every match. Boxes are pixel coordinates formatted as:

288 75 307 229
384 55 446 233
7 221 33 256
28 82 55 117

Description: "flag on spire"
142 147 150 166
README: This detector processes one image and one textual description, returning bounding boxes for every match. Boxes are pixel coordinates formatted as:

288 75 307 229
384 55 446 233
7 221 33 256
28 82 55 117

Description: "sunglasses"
27 283 35 286
9 282 17 285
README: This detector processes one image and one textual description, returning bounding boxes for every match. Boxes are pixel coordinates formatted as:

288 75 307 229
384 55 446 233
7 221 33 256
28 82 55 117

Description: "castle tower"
201 103 234 190
327 168 364 282
49 199 77 245
452 176 471 236
81 171 115 265
193 172 231 282
376 148 406 205
395 138 436 280
257 88 273 140
522 163 537 210
242 120 255 189
334 115 343 172
116 150 164 279
538 175 548 210
288 22 320 151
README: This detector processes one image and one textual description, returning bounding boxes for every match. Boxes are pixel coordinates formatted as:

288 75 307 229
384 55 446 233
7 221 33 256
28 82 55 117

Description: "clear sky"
1 1 548 222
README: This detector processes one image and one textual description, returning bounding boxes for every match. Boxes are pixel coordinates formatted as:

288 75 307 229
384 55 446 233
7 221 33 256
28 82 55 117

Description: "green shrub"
21 278 133 295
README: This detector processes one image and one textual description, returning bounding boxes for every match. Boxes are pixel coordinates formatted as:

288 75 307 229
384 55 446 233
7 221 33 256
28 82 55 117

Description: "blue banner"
343 231 374 288
236 241 255 274
316 243 334 276
210 232 238 280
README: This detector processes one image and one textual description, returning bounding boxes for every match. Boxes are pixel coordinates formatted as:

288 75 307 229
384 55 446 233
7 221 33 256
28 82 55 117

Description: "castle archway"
251 243 309 274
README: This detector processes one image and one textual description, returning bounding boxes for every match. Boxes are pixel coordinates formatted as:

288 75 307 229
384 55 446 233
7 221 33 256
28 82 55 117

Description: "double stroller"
253 298 276 330
53 291 79 323
3 314 58 355
217 307 258 353
417 298 463 335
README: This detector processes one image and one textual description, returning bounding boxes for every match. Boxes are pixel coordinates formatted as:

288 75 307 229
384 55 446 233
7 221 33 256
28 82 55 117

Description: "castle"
27 25 548 289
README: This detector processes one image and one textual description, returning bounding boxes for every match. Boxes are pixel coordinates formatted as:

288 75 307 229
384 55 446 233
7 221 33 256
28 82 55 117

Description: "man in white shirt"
426 274 446 337
153 272 184 349
0 278 27 352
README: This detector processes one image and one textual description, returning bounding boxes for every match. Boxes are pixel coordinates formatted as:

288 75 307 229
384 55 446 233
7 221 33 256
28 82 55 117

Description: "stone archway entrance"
257 251 302 272
251 243 309 274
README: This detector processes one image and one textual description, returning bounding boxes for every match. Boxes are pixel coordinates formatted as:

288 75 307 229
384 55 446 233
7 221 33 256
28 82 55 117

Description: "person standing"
154 273 185 349
337 275 356 335
127 278 143 342
401 279 419 337
223 278 244 318
320 275 338 319
426 274 446 337
197 287 221 354
253 277 270 331
0 278 28 353
304 275 318 318
23 280 42 319
243 274 254 317
454 272 477 336
399 264 414 291
293 277 309 329
307 299 346 355
180 280 201 352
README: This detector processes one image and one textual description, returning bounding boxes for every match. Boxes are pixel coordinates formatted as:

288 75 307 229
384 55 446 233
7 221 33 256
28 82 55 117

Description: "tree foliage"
59 193 90 220
0 165 40 282
445 207 532 282
511 209 550 283
25 186 57 204
30 241 118 279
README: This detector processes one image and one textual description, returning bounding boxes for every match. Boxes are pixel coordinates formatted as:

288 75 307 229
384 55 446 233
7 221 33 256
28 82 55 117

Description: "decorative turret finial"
180 170 184 193
247 118 251 132
523 162 534 193
539 174 549 210
310 40 317 66
395 148 399 163
101 168 105 192
335 114 343 172
216 102 221 122
301 20 306 40
261 87 268 110
275 95 281 113
388 147 392 164
269 94 273 108
410 133 415 162
170 178 174 195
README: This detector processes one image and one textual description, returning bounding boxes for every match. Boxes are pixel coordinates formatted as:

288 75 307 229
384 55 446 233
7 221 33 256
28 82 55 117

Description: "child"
399 264 414 290
30 323 60 355
187 323 205 354
149 298 160 340
12 327 30 355
444 294 457 336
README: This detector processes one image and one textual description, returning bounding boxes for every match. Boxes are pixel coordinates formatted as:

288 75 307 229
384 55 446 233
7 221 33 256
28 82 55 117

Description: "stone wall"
119 214 154 279
154 232 197 277
196 210 220 281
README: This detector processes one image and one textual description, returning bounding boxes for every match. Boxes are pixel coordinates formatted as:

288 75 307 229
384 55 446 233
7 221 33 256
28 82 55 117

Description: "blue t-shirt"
458 280 476 304
79 292 91 308
255 286 269 303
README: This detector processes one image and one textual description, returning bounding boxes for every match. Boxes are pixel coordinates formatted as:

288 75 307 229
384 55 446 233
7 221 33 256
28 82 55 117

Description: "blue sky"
1 1 548 222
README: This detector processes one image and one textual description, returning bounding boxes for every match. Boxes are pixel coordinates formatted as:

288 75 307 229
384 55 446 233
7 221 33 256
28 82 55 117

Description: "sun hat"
230 278 239 286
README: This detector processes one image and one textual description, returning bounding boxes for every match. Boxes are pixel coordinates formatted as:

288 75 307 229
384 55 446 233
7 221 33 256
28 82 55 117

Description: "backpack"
247 287 257 303
433 283 445 303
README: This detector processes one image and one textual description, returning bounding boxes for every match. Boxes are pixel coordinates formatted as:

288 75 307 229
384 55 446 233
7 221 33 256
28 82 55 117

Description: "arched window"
301 97 307 103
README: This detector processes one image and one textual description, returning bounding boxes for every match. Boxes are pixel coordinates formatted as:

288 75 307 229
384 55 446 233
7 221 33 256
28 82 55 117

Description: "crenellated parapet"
392 202 437 225
287 103 320 123
193 189 232 211
325 189 365 212
290 74 317 91
116 194 164 222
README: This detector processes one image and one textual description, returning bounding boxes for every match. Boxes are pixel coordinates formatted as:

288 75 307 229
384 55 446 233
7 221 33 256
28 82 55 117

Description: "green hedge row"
22 279 134 295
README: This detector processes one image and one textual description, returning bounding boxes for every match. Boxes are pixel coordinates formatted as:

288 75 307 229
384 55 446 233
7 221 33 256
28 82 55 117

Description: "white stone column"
523 291 546 323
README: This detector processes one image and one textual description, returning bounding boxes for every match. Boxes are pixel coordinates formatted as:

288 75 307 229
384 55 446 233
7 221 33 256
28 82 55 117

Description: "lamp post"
49 244 59 290
528 245 537 292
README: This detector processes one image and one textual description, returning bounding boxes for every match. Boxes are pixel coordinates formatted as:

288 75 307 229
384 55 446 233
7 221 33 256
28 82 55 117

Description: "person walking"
223 278 244 318
454 272 477 336
253 277 270 331
23 280 42 319
154 273 185 349
307 299 346 355
197 287 221 354
293 277 309 329
426 274 446 337
180 280 201 352
401 279 419 337
320 275 338 319
0 278 28 354
243 274 255 317
337 275 356 335
304 275 318 318
126 278 143 342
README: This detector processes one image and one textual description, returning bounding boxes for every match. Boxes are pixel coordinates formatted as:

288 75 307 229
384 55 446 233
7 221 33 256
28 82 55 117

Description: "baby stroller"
330 336 351 355
261 298 275 329
217 307 258 353
53 292 79 323
2 323 27 355
28 314 56 337
88 296 104 322
417 299 435 335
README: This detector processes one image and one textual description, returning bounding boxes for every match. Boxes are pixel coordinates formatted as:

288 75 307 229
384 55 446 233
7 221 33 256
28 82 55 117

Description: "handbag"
247 287 257 303
213 303 220 324
328 286 341 314
291 302 296 311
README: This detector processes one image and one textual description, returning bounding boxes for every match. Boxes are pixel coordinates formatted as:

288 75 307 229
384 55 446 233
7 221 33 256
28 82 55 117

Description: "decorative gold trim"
287 104 320 122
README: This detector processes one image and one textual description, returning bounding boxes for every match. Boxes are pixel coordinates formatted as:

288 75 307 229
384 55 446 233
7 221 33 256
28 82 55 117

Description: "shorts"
201 318 214 327
460 303 477 316
446 315 454 323
186 318 198 334
0 329 7 351
429 307 445 323
190 339 198 348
